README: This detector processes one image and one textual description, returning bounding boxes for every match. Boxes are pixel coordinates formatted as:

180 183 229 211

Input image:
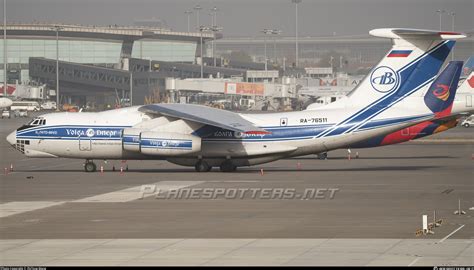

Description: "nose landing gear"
84 160 97 172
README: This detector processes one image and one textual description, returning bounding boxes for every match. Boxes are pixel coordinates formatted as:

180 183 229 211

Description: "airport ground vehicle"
41 101 57 110
16 110 28 118
5 29 467 172
461 115 474 127
10 101 40 112
2 110 11 119
239 98 256 110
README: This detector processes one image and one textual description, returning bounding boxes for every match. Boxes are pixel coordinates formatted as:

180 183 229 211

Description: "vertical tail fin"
458 72 474 93
347 29 466 107
423 61 463 117
462 56 474 76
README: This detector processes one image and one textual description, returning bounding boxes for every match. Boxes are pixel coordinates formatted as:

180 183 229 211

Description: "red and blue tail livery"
387 50 412 58
423 61 463 117
432 84 450 101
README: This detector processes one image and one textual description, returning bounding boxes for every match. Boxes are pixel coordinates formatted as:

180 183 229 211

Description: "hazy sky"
4 0 474 37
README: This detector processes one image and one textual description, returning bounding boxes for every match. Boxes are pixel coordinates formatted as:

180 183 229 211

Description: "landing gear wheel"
317 152 328 160
84 161 97 172
220 160 237 172
195 160 211 172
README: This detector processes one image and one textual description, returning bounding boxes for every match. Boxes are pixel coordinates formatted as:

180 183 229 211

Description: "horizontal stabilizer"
370 28 467 40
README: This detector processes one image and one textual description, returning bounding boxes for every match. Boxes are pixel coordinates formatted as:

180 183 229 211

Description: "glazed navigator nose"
6 131 16 146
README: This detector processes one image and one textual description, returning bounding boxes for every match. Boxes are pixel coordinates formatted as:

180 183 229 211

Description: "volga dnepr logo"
370 66 399 93
86 128 95 137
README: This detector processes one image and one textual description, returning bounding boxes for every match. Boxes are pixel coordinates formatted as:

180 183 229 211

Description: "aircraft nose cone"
6 131 16 146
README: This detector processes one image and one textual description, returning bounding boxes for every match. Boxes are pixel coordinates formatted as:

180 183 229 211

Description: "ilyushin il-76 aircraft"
6 28 467 172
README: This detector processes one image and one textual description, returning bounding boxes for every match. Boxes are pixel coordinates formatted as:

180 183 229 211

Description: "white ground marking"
0 181 204 217
207 180 261 183
438 224 465 243
408 256 422 266
73 181 204 203
0 201 65 218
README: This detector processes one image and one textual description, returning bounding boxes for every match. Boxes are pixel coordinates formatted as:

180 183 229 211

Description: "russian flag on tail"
387 50 412 58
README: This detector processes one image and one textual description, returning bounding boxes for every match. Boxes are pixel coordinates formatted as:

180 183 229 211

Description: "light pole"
194 5 202 30
184 10 193 32
199 26 212 78
51 25 63 110
129 71 133 106
262 29 281 70
210 26 222 67
210 6 218 26
261 29 270 71
436 9 445 31
449 11 455 60
330 56 334 73
200 28 203 78
3 0 6 97
292 0 302 67
144 57 152 95
271 29 281 65
210 6 219 66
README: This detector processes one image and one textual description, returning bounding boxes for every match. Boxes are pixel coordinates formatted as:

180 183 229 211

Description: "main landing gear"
84 160 97 172
195 160 212 172
194 160 237 172
219 160 237 172
317 152 328 160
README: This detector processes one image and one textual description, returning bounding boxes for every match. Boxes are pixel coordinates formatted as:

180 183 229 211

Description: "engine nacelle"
122 128 142 152
122 128 201 156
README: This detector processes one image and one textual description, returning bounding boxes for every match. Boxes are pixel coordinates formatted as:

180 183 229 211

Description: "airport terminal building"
1 23 210 83
0 23 220 107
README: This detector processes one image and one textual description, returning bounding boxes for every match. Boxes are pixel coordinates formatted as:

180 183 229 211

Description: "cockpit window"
27 117 46 126
17 117 47 131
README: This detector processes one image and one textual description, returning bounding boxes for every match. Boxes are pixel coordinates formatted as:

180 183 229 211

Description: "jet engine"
122 128 201 156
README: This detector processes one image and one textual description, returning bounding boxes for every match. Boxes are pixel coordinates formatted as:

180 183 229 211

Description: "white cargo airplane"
6 28 466 172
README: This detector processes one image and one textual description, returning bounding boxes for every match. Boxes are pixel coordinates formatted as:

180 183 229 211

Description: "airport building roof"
1 23 215 42
217 33 474 45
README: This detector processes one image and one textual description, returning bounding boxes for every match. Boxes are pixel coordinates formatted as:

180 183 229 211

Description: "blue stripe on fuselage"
16 125 128 140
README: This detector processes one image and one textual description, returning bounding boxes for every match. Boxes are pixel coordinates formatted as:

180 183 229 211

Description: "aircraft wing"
139 103 270 134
